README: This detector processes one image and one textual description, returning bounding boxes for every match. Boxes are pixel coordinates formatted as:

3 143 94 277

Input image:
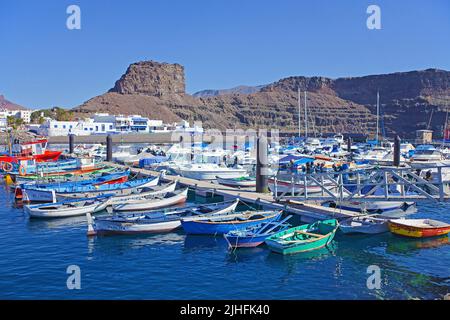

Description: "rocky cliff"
74 61 450 138
109 61 185 96
0 95 27 110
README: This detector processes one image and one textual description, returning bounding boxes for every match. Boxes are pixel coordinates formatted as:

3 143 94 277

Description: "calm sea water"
0 184 449 300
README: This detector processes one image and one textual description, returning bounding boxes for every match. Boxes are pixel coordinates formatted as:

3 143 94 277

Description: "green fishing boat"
265 219 339 255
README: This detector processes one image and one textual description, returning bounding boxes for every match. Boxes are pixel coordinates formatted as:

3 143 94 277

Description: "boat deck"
105 162 359 222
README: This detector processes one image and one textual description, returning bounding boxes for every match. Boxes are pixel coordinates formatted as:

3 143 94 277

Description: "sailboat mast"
376 91 380 145
298 87 301 141
304 91 308 139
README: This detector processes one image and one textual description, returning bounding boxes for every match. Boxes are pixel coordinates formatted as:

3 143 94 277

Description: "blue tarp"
279 155 314 165
139 156 168 168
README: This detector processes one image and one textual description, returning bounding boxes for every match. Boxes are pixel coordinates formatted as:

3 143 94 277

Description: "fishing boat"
330 200 413 214
265 219 339 255
21 175 159 203
339 215 389 234
0 139 62 166
105 180 177 205
216 175 256 187
177 163 248 180
224 215 292 248
11 166 116 182
24 195 110 218
388 219 450 238
181 210 282 235
112 187 189 212
15 169 130 201
87 199 240 235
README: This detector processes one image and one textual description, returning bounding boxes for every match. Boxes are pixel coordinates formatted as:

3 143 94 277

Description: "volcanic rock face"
75 61 450 138
109 61 185 96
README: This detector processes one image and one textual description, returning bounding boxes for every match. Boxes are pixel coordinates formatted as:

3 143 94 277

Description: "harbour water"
0 184 449 300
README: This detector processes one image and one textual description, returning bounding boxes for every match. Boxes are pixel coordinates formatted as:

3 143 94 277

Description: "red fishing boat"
0 139 62 169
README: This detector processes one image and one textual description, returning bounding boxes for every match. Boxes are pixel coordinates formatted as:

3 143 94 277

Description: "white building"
0 109 31 125
36 112 203 136
39 118 116 136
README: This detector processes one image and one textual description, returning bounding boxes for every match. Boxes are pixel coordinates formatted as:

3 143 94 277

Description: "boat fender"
2 162 13 172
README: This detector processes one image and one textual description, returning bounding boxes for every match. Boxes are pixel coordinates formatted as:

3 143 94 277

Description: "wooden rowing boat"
265 219 338 255
24 196 110 218
388 219 450 238
181 210 283 235
112 187 188 212
223 215 292 248
339 215 389 234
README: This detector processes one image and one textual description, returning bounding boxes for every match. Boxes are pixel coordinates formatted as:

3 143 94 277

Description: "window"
109 125 113 130
70 125 73 129
95 126 98 131
54 125 58 128
63 125 66 129
90 128 93 131
84 128 88 131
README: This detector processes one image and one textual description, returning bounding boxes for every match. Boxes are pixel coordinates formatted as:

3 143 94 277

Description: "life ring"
19 165 26 176
2 162 13 172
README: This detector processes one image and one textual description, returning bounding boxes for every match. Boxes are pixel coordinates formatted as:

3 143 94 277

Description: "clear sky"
1 0 449 109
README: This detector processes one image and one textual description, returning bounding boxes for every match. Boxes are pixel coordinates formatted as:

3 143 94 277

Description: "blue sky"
1 0 449 109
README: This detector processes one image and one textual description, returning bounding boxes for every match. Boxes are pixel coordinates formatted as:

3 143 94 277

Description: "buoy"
2 162 13 172
18 165 26 176
4 174 13 185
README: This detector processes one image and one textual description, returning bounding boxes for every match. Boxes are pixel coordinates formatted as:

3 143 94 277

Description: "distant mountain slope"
193 85 267 97
73 61 450 138
0 95 27 110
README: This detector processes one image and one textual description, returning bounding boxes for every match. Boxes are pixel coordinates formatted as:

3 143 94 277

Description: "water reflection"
386 235 449 255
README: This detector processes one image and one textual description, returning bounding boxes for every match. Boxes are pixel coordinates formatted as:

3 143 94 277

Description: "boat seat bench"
295 230 322 237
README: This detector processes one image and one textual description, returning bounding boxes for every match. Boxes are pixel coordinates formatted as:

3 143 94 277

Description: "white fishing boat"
112 187 189 212
339 215 389 234
331 200 412 214
177 163 248 180
25 196 110 218
87 199 240 235
105 181 177 205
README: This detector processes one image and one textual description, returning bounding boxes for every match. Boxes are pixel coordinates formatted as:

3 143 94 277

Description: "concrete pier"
105 162 358 223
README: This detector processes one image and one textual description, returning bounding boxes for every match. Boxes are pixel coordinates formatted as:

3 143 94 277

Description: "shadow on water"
183 234 228 252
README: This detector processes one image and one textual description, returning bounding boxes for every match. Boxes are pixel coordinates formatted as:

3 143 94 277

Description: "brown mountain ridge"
74 61 450 138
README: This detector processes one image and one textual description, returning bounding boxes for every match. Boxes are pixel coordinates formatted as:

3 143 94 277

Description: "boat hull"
181 212 281 235
94 219 181 235
112 189 188 212
388 220 450 238
265 220 338 255
25 200 108 218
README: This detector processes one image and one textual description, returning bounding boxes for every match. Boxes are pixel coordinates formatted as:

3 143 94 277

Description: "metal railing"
271 164 450 203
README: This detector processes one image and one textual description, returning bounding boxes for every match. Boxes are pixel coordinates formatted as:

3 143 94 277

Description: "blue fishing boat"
21 175 160 203
181 210 283 235
17 169 130 190
10 159 79 175
223 215 292 248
